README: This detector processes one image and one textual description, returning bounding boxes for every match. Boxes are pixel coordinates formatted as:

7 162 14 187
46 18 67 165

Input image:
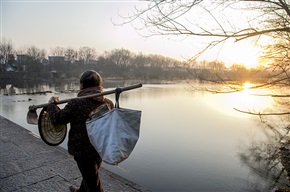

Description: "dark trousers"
74 157 103 192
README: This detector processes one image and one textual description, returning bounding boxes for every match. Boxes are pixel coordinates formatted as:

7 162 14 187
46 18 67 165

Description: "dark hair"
80 70 102 89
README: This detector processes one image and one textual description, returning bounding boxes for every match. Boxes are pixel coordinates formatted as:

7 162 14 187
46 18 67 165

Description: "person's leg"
75 157 103 192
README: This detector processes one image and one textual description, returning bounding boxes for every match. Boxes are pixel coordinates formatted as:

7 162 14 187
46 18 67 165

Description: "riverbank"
0 116 150 192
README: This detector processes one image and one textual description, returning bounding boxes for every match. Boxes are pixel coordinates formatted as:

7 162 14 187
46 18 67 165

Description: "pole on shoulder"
26 83 142 125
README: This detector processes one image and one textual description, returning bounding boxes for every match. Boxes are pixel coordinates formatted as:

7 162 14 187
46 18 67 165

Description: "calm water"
0 83 288 191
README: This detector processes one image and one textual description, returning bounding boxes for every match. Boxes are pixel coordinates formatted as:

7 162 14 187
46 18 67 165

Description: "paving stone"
13 149 69 171
0 166 57 191
0 141 29 163
0 116 150 192
13 175 71 192
0 161 22 179
47 158 81 181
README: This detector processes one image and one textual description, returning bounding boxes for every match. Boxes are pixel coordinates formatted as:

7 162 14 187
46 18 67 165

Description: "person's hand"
48 96 59 104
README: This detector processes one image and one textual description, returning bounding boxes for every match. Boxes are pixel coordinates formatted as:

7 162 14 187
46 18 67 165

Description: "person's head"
79 70 102 90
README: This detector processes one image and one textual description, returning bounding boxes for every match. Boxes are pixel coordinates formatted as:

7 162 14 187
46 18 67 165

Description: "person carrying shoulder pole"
47 70 114 192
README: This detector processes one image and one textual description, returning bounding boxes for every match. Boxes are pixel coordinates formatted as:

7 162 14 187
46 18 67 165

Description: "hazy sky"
1 0 260 67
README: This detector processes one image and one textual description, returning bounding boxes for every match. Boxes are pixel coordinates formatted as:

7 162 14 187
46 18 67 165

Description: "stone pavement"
0 116 150 192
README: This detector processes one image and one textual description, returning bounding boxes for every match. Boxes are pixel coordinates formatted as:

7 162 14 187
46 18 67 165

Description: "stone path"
0 116 150 192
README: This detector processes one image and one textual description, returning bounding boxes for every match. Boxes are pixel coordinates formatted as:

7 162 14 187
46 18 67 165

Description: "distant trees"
50 46 98 65
22 45 47 73
78 47 97 65
108 48 132 67
0 39 196 79
0 38 15 70
50 46 65 57
26 45 46 61
0 37 269 82
64 48 78 64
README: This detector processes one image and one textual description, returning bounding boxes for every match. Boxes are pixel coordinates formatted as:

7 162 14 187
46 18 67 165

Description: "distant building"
74 60 85 65
88 59 98 65
16 54 30 64
42 58 49 65
48 56 65 64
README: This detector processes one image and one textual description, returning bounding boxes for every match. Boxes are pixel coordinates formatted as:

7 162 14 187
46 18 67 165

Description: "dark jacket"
47 86 114 159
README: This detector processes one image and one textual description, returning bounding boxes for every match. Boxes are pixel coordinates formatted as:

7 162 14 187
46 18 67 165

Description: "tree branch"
234 108 290 115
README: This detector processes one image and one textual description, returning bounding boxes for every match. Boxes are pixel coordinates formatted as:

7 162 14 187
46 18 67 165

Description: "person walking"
47 70 114 192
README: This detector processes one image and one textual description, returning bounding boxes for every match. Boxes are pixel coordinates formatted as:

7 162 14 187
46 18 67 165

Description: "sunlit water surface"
0 83 287 191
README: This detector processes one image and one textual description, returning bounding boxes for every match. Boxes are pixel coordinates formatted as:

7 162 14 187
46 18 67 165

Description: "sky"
1 0 260 67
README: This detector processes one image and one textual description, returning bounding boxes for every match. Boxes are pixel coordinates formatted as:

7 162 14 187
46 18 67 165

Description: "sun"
243 82 253 90
219 40 260 69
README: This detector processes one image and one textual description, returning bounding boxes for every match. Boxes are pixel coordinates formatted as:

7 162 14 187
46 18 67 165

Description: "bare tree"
120 0 289 58
22 45 47 72
133 52 148 68
50 46 65 56
120 3 290 176
108 48 133 67
120 0 289 85
78 47 97 65
26 45 46 62
261 33 290 87
0 37 15 64
64 47 78 64
120 0 290 98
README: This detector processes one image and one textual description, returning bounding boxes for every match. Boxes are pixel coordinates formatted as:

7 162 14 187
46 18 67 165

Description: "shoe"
69 185 80 192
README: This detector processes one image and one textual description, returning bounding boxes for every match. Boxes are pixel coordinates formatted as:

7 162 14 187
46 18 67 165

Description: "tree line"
0 37 266 82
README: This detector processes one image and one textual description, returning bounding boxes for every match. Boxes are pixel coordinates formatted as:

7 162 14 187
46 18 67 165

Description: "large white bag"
86 107 141 165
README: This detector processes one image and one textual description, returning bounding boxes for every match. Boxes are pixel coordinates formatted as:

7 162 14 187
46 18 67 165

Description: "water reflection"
0 82 289 191
230 82 290 191
238 118 289 192
0 79 135 95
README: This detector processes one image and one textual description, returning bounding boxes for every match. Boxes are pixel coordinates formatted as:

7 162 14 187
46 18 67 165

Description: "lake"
0 82 288 191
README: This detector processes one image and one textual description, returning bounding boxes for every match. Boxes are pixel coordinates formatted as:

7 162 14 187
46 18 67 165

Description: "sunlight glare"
235 84 272 113
219 40 260 69
242 82 254 92
203 83 272 117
